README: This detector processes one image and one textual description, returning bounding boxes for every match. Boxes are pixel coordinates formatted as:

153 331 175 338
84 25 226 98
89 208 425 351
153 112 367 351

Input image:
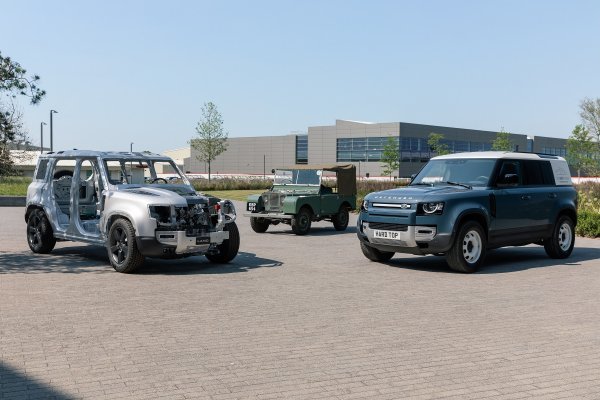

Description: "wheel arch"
25 204 44 222
557 207 577 226
453 210 489 240
105 213 136 235
339 201 352 210
298 203 315 217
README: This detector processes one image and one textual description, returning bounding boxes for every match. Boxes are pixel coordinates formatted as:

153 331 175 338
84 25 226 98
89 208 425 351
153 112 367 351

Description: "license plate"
373 229 402 240
196 237 210 245
247 202 257 212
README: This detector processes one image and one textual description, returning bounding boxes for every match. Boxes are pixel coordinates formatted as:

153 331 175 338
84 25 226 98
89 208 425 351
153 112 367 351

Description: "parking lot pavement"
1 203 600 400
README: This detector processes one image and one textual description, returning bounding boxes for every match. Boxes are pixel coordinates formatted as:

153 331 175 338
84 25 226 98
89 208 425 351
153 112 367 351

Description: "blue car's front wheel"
446 221 486 273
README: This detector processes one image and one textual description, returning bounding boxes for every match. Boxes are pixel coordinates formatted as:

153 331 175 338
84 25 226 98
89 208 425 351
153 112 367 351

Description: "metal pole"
40 122 47 154
263 154 265 179
130 142 133 152
50 110 58 152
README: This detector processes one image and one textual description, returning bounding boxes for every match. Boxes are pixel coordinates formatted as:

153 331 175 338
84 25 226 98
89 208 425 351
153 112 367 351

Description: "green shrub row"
575 182 600 237
576 210 600 237
0 176 32 196
1 175 598 237
191 178 271 192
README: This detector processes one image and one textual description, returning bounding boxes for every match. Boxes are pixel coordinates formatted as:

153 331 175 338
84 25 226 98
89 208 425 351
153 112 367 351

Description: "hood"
119 186 208 206
365 185 469 202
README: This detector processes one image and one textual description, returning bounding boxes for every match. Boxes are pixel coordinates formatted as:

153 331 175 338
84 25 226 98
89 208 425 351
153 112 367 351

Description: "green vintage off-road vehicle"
244 164 356 235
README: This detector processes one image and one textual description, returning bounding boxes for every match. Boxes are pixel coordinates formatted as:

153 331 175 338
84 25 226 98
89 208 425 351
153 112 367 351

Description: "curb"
0 196 26 207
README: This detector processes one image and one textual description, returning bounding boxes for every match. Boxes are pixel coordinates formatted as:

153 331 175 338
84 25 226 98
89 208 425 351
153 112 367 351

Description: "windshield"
274 169 322 185
104 159 189 186
411 159 497 187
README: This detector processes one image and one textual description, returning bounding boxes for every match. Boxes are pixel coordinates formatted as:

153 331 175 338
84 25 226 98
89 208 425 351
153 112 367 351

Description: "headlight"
419 202 444 215
149 205 172 223
361 200 369 211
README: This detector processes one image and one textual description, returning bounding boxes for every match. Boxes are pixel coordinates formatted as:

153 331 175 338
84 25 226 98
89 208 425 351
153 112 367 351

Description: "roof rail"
512 150 560 159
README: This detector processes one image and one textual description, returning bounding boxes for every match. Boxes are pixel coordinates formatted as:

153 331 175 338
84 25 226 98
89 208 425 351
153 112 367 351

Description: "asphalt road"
1 203 599 400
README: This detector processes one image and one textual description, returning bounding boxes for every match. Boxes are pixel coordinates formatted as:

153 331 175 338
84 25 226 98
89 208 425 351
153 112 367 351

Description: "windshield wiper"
410 182 433 186
444 181 472 189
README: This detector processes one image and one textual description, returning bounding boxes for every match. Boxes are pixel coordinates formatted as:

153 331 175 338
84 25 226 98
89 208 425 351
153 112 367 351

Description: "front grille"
368 222 408 231
263 192 286 212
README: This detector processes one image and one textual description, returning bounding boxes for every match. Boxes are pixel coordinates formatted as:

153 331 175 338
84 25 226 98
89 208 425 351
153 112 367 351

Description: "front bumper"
243 212 293 220
137 230 229 257
356 219 453 255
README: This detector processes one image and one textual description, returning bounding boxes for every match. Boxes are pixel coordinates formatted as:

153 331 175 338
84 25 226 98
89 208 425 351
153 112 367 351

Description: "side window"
496 160 521 187
78 160 101 220
523 160 555 186
35 159 49 180
105 160 126 184
523 160 544 185
52 159 75 215
540 161 556 185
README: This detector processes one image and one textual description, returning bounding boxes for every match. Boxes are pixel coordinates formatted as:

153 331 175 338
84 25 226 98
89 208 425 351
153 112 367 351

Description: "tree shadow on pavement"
384 246 600 274
0 247 282 275
138 251 283 275
0 361 74 399
0 246 111 274
264 225 357 237
476 246 600 274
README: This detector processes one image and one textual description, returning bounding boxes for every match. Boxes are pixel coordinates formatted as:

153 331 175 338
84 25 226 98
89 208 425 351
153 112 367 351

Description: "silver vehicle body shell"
26 150 236 256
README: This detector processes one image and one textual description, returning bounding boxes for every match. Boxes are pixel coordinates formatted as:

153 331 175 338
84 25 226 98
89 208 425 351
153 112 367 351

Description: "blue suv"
357 152 577 272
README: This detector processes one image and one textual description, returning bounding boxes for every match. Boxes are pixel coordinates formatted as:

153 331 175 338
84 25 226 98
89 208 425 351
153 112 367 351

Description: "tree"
580 98 600 146
1 52 45 176
492 128 513 151
0 103 34 175
580 99 600 175
566 124 597 178
189 102 228 182
427 133 450 156
381 137 399 180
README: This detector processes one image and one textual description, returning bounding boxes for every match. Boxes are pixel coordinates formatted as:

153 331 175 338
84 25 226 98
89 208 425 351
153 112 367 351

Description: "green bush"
191 178 271 192
576 182 600 214
0 176 32 196
575 183 600 237
576 210 600 237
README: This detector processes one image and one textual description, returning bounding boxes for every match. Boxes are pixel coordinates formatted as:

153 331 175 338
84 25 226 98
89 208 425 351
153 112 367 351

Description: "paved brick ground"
1 203 599 399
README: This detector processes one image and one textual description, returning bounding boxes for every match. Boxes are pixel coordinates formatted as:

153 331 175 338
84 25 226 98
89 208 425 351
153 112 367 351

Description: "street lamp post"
130 142 134 153
40 122 47 154
50 110 58 152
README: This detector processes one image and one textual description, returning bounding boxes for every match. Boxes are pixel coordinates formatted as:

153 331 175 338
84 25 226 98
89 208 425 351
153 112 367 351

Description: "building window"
336 136 512 163
295 135 308 164
542 147 567 157
336 137 399 162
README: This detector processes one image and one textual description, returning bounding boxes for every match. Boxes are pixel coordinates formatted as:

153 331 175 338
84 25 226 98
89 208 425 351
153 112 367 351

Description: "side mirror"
271 169 275 174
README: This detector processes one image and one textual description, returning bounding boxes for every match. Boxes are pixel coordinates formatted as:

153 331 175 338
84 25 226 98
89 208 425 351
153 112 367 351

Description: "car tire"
446 221 486 273
250 217 270 233
107 218 144 273
360 242 394 262
544 215 575 259
332 206 349 231
206 222 240 263
291 207 312 235
27 209 57 254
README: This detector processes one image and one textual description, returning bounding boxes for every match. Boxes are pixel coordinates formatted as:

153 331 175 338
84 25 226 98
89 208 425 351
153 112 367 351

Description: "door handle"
521 195 531 200
548 193 557 199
